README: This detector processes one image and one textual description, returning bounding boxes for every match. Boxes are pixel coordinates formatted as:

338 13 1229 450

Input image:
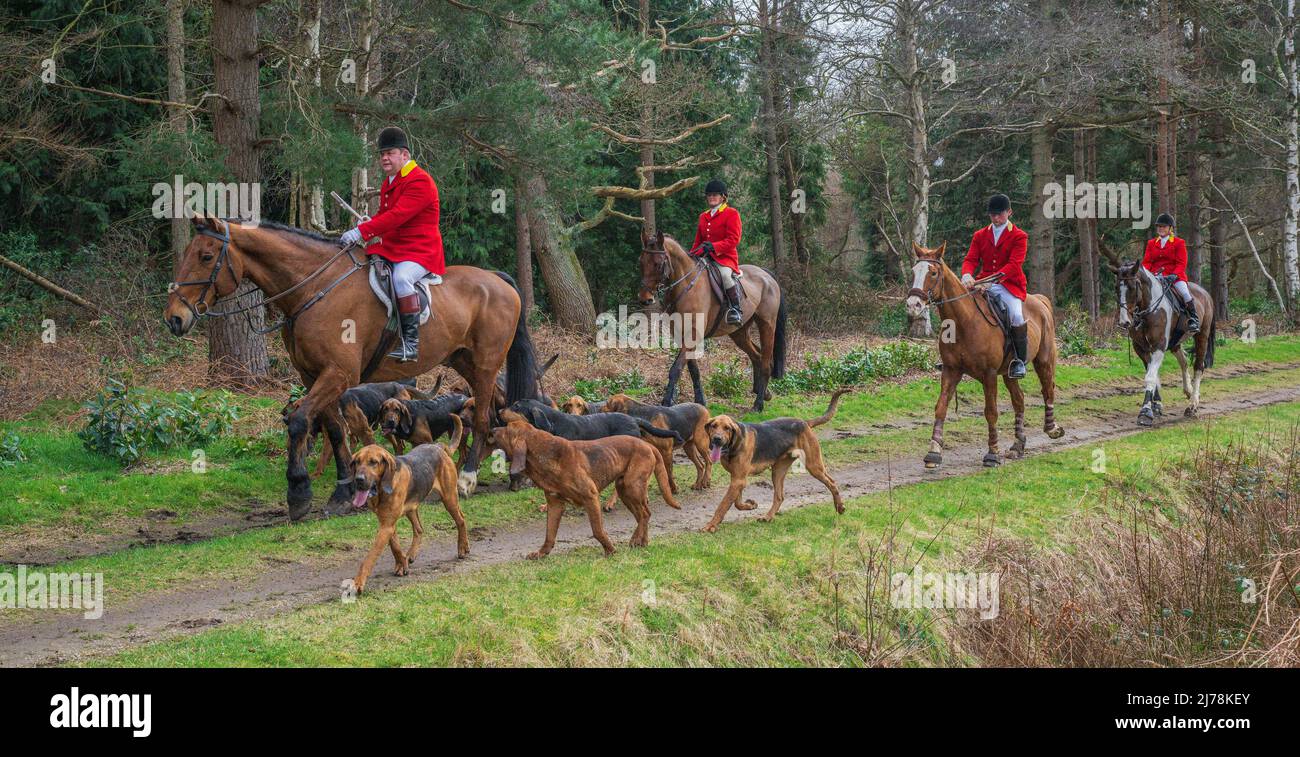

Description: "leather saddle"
983 290 1014 360
367 257 439 326
703 255 746 311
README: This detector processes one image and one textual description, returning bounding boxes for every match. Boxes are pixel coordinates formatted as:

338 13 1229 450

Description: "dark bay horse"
637 230 787 411
164 217 537 520
905 242 1065 468
1112 261 1216 424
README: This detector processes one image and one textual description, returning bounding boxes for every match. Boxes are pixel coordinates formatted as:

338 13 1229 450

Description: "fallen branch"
1210 179 1289 313
0 253 108 315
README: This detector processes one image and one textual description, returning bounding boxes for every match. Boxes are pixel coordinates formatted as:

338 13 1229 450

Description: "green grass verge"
84 400 1300 667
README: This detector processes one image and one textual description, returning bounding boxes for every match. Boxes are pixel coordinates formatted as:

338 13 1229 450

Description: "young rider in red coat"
690 178 744 325
339 126 444 362
962 193 1031 379
1141 212 1199 334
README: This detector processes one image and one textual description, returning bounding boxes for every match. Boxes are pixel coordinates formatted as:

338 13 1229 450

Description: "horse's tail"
1206 316 1217 369
762 267 788 379
494 271 540 404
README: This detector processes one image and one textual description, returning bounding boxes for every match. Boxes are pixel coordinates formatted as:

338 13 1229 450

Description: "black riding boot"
725 282 743 325
388 294 421 362
1009 324 1028 379
1183 299 1200 334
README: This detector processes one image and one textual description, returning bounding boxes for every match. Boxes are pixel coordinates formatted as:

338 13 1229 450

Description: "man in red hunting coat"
690 178 744 325
962 193 1030 379
1141 212 1199 333
340 126 444 362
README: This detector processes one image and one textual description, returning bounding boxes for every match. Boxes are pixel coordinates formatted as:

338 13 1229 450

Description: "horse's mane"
230 220 340 244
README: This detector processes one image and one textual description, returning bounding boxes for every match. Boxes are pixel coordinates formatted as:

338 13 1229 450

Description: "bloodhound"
701 389 850 532
604 393 712 490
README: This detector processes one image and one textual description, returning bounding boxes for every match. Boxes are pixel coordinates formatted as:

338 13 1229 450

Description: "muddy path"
5 357 1296 570
2 377 1298 667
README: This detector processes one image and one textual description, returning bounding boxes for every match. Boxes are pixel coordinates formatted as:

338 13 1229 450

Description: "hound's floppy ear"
531 407 553 434
398 402 413 436
509 437 527 477
379 453 396 495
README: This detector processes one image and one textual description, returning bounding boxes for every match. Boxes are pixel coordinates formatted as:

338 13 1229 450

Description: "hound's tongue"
709 443 722 463
352 487 371 510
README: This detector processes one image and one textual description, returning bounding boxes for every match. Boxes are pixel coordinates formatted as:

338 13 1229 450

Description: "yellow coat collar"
400 160 417 178
708 201 728 216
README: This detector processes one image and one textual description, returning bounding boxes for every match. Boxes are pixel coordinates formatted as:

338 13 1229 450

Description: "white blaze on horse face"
1117 283 1130 326
905 261 929 317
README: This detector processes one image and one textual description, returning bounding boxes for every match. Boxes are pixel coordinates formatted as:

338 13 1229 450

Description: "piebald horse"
905 242 1065 468
638 230 787 412
164 217 538 521
1112 261 1216 424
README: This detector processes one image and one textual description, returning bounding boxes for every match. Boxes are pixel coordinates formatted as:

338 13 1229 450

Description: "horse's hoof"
982 453 1001 467
1184 407 1197 418
1153 402 1164 417
457 469 479 496
1046 425 1065 439
1006 447 1024 460
1137 414 1153 427
923 452 942 469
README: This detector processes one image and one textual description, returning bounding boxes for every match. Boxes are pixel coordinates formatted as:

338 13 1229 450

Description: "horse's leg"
1139 348 1165 427
925 365 961 469
687 357 706 407
458 367 497 496
981 375 1001 467
1187 333 1207 418
286 370 350 521
1172 346 1192 405
1003 376 1027 459
728 329 766 411
1031 318 1065 439
756 317 778 405
663 347 687 405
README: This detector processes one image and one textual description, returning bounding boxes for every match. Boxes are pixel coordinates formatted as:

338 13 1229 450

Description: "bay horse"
637 230 787 411
905 242 1065 468
164 217 538 521
1112 260 1216 425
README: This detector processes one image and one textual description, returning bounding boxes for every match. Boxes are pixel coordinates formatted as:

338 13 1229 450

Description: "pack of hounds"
293 365 849 594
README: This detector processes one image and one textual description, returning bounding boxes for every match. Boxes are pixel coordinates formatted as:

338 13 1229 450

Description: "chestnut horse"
1112 260 1216 425
905 242 1065 468
637 230 787 411
164 217 538 520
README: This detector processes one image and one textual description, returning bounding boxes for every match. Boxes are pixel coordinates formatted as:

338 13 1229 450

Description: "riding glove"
340 227 363 246
961 273 975 288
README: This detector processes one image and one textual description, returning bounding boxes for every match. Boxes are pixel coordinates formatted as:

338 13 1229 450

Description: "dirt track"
2 366 1298 666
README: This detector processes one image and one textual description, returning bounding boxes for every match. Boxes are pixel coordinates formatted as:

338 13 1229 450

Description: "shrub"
0 432 26 467
573 367 647 401
705 359 749 399
772 340 933 393
78 379 240 465
1057 306 1097 357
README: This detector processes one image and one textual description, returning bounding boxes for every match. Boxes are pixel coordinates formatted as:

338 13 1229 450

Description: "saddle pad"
705 258 746 308
368 262 440 325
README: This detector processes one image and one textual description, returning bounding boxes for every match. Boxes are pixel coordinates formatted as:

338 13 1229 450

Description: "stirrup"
725 306 742 324
1008 359 1027 379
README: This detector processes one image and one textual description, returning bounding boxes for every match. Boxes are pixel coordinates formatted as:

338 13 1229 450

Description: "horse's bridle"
642 244 708 311
908 259 1003 327
169 220 367 333
169 220 239 320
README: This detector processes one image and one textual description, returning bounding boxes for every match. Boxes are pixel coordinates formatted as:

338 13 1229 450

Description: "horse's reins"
644 244 710 313
169 220 367 334
910 262 1005 329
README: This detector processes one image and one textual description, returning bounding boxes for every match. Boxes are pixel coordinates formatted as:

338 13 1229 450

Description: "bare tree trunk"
1186 114 1203 284
351 0 378 216
1074 129 1099 318
1155 0 1175 215
523 173 596 333
514 172 534 315
209 0 269 387
1286 0 1300 303
638 0 656 235
1209 116 1229 322
757 0 787 271
1029 124 1057 300
291 0 325 230
900 0 931 336
166 0 188 267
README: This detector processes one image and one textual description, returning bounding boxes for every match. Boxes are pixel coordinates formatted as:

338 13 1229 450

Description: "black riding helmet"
377 126 409 152
705 178 727 197
1155 212 1175 227
986 193 1011 214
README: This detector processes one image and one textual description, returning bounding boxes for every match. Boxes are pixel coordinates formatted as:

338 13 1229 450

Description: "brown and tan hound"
701 389 849 532
347 415 465 594
560 395 605 415
604 393 712 490
487 420 679 559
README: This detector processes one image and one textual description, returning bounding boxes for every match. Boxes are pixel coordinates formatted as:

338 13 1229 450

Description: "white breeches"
710 258 741 285
988 283 1026 327
391 260 430 297
1172 280 1192 302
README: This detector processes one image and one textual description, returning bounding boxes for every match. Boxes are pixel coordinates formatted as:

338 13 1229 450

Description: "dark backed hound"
603 394 712 491
700 389 849 532
378 393 470 461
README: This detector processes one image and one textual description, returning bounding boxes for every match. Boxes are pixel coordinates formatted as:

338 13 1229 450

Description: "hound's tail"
444 413 464 456
636 418 683 443
808 388 851 427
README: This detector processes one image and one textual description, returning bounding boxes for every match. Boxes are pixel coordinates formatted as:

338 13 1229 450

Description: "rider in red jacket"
1141 213 1199 333
340 126 443 362
962 193 1030 379
690 179 744 325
